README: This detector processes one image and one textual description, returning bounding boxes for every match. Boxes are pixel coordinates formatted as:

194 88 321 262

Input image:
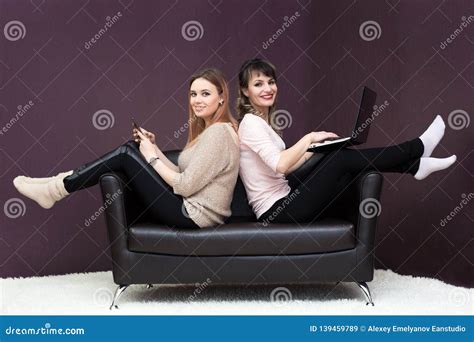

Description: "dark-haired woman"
237 58 456 223
13 69 240 229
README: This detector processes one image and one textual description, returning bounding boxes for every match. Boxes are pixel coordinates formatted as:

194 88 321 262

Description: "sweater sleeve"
172 124 231 198
239 115 282 173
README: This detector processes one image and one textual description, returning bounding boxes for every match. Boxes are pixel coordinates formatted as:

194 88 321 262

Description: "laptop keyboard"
309 137 351 148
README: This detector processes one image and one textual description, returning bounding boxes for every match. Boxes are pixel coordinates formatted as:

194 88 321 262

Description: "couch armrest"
322 171 383 281
322 171 384 253
98 172 130 260
354 172 383 248
99 172 152 267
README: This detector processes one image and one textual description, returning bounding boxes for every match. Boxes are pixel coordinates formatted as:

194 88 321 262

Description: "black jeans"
260 138 424 223
63 140 199 229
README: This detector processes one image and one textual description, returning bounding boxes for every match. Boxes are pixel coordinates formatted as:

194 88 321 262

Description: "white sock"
13 174 71 209
15 170 73 184
414 155 456 180
419 115 445 157
13 177 55 209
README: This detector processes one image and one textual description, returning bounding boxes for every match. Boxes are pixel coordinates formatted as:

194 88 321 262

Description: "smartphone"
131 116 144 134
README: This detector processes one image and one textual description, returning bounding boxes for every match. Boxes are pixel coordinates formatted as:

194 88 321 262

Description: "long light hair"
237 58 278 128
185 68 237 149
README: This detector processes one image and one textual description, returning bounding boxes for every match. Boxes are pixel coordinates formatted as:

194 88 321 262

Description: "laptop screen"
351 87 377 144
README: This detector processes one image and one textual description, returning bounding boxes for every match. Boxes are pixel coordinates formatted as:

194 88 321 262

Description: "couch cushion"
128 218 355 256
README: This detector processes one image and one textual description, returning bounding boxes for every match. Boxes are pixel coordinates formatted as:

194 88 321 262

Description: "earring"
219 100 223 105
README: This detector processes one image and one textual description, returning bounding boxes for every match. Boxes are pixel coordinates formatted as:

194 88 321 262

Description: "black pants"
260 138 424 223
63 140 199 229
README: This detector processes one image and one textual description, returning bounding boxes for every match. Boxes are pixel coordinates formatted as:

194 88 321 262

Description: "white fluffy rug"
1 269 472 315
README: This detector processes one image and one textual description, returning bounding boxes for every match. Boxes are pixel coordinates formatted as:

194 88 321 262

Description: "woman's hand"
136 130 157 161
141 127 156 144
308 131 340 144
133 127 156 145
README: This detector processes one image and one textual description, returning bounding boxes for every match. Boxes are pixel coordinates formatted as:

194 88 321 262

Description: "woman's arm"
137 125 233 195
135 130 179 186
285 151 314 174
276 134 313 174
239 115 339 174
276 131 339 174
152 145 180 173
135 127 180 172
151 158 179 186
171 124 232 197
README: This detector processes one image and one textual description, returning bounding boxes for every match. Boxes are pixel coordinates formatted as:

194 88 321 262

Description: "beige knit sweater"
172 122 239 228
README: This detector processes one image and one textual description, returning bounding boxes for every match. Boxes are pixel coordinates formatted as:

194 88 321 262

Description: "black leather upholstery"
128 218 355 256
99 149 384 286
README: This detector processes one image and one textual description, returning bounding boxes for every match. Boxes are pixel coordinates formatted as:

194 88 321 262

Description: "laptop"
308 86 377 153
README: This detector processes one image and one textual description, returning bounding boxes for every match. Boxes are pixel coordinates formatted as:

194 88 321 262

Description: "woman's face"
242 71 277 113
190 78 222 121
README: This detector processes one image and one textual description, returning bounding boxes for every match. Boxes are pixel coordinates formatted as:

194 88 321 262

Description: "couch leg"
356 282 374 306
109 285 129 310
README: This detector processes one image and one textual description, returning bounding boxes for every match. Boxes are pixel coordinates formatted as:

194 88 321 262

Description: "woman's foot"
419 115 445 157
414 155 456 180
15 171 73 184
13 173 71 209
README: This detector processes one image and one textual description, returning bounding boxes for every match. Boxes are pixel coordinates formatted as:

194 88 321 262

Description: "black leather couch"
99 150 384 309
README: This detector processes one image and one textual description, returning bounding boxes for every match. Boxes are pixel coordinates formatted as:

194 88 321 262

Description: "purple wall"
1 0 472 287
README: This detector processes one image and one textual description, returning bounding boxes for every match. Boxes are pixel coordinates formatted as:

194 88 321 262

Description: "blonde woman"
13 68 239 228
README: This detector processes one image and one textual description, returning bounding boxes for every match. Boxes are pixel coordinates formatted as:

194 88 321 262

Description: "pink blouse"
238 114 291 219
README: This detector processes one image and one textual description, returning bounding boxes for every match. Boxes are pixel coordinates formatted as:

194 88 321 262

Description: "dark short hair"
238 58 277 89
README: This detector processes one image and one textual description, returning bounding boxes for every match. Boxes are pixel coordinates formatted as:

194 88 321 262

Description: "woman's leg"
63 140 149 191
261 138 424 223
15 140 199 228
63 140 198 228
